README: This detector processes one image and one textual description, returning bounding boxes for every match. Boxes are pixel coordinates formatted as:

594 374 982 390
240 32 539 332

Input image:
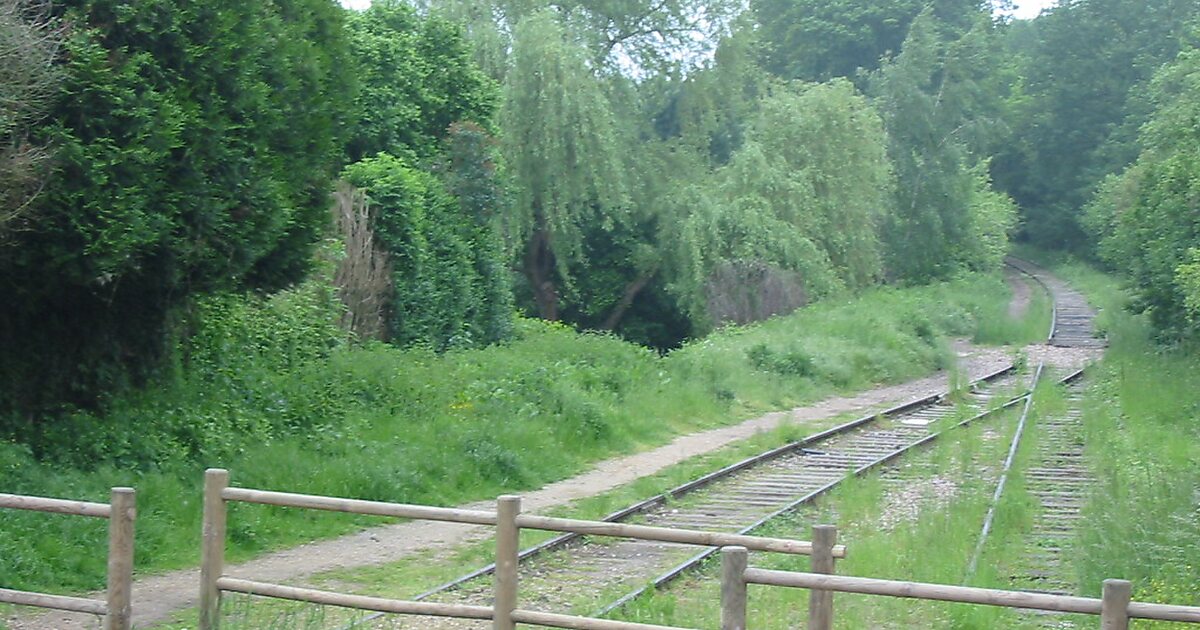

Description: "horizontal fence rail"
0 488 136 630
719 546 1200 630
200 469 840 630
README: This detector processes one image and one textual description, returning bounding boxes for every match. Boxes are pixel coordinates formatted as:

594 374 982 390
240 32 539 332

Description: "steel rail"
405 365 1016 606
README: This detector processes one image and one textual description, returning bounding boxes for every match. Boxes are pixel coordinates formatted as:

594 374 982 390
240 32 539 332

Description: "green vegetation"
0 271 1020 594
992 0 1199 251
0 0 354 417
1041 262 1200 618
4 0 1199 622
1084 47 1200 339
155 416 848 629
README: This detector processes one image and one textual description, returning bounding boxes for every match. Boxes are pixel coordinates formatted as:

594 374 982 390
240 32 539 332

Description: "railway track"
1013 376 1092 598
309 258 1090 630
327 390 1036 627
371 370 1030 629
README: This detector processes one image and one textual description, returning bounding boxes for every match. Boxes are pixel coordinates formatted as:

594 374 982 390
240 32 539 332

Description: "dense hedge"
0 0 353 420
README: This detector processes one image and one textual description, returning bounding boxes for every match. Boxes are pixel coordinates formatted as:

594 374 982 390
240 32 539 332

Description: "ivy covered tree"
342 150 510 348
500 9 627 320
0 0 353 418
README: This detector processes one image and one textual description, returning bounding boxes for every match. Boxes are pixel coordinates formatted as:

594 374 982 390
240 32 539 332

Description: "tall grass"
0 272 1024 595
1017 252 1200 621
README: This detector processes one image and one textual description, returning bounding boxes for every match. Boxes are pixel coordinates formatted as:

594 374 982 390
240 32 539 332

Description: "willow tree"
667 80 893 329
500 10 626 320
869 10 1009 282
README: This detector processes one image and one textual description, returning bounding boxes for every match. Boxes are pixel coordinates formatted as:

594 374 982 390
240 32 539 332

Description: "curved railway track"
326 258 1097 629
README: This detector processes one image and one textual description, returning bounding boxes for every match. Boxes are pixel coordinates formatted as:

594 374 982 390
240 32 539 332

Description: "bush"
0 0 353 419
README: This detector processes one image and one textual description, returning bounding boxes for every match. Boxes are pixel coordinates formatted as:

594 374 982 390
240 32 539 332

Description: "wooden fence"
198 468 844 630
719 545 1200 630
0 488 136 630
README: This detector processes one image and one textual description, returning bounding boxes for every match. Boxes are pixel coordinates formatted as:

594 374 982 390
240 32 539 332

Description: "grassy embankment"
1051 259 1200 625
0 272 1040 600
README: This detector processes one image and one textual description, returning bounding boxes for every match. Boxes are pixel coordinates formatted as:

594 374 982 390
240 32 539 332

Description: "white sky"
1002 0 1059 20
339 1 1061 21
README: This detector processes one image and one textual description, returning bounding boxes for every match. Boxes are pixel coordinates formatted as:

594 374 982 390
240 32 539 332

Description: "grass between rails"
0 272 1036 599
1045 263 1200 623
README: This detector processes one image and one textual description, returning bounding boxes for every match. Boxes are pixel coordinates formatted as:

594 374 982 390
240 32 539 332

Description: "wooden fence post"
1101 579 1132 630
105 488 135 630
721 546 748 630
199 469 229 630
494 495 521 630
808 525 837 630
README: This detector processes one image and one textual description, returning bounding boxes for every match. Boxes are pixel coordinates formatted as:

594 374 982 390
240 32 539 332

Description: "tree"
345 0 496 161
753 0 987 83
500 9 627 320
427 0 740 76
870 10 1010 281
993 0 1200 251
0 0 63 241
667 81 893 329
1086 47 1200 338
0 0 353 417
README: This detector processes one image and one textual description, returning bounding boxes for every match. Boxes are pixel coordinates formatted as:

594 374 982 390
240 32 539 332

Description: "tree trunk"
600 267 656 331
524 228 559 321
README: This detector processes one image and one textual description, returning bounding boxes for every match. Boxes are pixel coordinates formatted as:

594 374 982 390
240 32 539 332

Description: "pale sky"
342 0 1060 20
1003 0 1059 20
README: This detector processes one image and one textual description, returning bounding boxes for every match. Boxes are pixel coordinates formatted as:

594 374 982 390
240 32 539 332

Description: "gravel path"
6 344 1015 630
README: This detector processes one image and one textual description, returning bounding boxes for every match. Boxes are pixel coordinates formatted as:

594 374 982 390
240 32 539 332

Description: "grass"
1004 248 1200 623
0 271 1034 602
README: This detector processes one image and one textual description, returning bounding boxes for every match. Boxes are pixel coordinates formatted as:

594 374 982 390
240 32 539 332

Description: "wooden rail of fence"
198 468 844 630
0 489 136 630
719 546 1200 630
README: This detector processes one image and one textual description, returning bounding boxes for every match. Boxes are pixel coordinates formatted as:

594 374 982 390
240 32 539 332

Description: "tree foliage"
428 0 740 75
500 9 627 320
668 81 892 329
870 10 1011 281
345 0 496 161
1086 47 1200 338
993 0 1200 251
0 0 353 416
753 0 987 83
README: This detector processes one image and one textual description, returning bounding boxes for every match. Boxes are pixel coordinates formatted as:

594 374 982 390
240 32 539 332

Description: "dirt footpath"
8 345 1016 630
